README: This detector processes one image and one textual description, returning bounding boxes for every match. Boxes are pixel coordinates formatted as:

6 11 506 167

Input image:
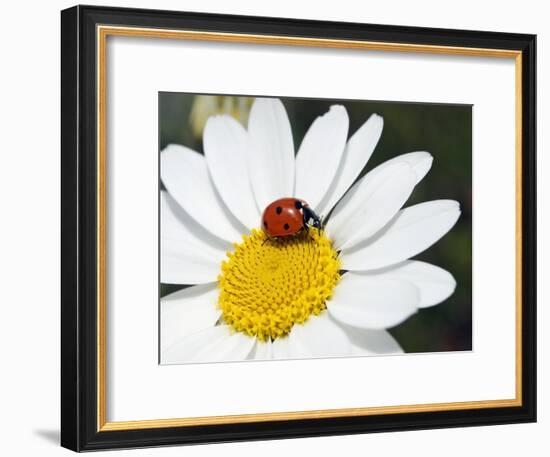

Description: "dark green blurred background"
159 93 472 353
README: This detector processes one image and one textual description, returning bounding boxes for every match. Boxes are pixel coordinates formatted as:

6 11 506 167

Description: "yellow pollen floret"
217 229 341 341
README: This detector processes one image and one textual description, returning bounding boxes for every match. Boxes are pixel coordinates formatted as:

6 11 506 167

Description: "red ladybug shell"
262 198 306 237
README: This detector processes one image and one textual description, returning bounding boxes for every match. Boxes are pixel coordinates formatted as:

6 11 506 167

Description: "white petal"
193 330 256 363
160 144 244 243
270 332 312 361
336 322 404 355
270 332 313 361
161 247 222 285
288 312 352 358
162 325 255 364
356 261 456 308
203 115 260 230
161 191 231 254
287 330 314 359
161 191 229 284
249 339 273 361
247 98 295 210
326 162 417 250
315 114 383 215
160 284 221 350
294 105 349 209
327 273 419 329
341 200 461 271
372 151 433 184
326 151 433 242
271 336 291 360
161 325 228 364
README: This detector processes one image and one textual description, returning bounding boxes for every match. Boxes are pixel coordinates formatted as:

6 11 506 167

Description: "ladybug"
261 198 322 240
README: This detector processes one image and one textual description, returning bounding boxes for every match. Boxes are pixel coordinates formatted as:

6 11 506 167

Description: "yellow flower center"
217 229 341 341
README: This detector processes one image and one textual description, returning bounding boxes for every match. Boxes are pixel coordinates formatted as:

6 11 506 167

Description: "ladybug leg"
317 215 324 235
301 212 312 240
301 224 315 243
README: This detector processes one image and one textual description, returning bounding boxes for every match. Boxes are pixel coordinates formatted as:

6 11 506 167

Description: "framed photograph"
61 5 536 452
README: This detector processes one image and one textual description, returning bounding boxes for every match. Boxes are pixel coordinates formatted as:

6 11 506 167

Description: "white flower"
160 97 460 364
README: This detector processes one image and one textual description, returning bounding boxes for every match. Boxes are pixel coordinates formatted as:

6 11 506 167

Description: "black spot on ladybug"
294 200 302 209
284 223 290 230
263 220 268 228
276 206 282 214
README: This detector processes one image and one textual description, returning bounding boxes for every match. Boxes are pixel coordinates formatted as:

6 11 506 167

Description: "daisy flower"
160 97 460 364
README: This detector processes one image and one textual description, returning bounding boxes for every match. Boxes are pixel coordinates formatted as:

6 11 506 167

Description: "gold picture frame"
61 5 536 451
